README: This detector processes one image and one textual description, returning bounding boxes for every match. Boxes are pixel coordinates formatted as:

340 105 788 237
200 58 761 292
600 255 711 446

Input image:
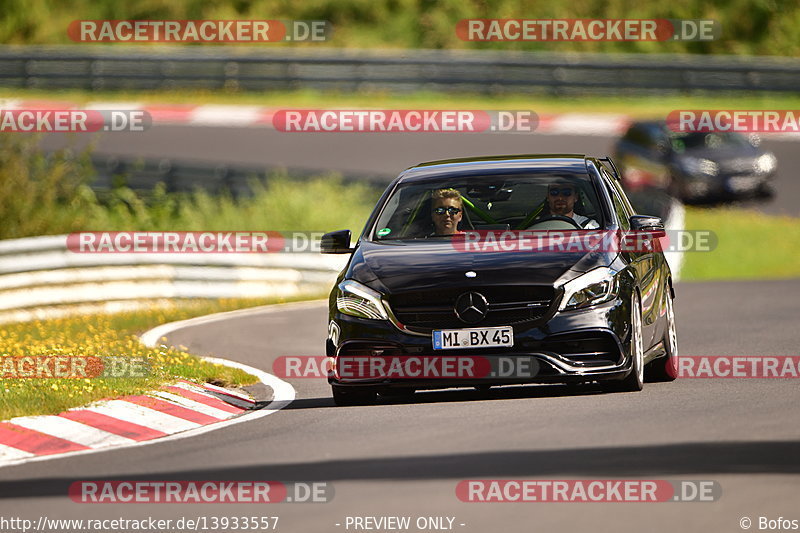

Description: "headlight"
336 280 388 320
754 153 777 174
558 267 619 311
681 157 718 176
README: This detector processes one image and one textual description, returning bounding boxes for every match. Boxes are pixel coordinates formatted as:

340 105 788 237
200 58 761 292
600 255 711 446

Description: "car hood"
348 240 616 294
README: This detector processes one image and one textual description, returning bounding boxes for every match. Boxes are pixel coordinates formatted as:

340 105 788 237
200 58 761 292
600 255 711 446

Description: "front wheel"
331 385 377 406
603 292 644 393
646 286 678 382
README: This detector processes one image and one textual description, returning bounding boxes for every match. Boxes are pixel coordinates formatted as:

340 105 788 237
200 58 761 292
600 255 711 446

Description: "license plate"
432 326 514 350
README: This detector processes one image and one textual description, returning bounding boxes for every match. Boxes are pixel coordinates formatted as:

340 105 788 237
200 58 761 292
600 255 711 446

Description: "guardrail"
0 46 798 94
0 234 347 323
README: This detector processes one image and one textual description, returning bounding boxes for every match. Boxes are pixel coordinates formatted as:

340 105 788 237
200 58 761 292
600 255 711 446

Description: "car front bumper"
681 171 775 200
328 298 634 391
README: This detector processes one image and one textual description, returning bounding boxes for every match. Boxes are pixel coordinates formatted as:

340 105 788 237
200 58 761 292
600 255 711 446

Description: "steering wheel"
525 215 583 230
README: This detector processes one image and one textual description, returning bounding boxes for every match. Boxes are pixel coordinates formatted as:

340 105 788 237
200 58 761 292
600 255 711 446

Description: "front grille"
389 286 554 331
719 158 755 175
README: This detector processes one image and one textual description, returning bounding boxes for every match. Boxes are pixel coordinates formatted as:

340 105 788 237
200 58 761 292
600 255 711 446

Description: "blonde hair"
431 188 463 206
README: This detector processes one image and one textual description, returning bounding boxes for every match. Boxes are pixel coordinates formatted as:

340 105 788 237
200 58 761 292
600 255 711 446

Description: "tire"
646 286 678 382
331 385 377 406
604 292 644 393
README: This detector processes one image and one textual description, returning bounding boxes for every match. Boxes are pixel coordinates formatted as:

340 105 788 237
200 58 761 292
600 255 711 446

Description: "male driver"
431 188 463 235
546 183 599 229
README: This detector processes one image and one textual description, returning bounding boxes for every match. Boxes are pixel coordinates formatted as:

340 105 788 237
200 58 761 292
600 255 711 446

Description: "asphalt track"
0 280 798 532
41 126 799 216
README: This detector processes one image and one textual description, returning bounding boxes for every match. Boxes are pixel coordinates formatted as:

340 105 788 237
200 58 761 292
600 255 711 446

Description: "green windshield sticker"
377 228 392 237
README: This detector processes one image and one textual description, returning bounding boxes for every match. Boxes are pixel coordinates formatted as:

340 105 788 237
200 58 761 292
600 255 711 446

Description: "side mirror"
320 230 354 254
630 215 665 237
630 215 664 230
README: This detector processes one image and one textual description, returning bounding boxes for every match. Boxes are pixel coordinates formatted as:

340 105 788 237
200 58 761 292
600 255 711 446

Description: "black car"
321 154 678 406
614 120 777 201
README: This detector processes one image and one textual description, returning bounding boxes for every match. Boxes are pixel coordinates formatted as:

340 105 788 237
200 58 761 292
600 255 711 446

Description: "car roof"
398 154 594 183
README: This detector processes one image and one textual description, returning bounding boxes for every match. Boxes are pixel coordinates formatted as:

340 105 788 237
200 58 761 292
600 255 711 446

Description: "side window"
602 175 631 230
610 178 636 216
611 190 631 230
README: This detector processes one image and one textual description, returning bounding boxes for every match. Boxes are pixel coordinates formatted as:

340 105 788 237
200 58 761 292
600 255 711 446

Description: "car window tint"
371 173 603 240
611 188 631 230
609 176 637 215
602 176 630 230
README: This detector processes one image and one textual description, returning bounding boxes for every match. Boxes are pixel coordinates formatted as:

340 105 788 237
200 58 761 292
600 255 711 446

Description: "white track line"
139 299 323 348
8 416 136 449
0 301 312 469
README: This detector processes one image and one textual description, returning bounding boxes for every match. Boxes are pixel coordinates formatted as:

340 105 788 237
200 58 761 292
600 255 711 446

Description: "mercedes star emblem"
454 291 488 324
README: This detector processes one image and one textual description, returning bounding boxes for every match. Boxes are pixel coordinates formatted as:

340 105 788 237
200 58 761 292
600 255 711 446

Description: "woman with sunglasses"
430 188 464 235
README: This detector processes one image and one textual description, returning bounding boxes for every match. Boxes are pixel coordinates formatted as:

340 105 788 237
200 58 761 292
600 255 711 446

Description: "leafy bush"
0 0 798 55
0 133 379 239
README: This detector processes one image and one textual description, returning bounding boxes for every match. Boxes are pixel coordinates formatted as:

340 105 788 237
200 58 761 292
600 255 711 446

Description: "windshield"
371 173 604 240
670 131 753 152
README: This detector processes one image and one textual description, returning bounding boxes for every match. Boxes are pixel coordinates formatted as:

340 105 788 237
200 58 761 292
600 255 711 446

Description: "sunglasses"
433 206 462 216
549 188 575 197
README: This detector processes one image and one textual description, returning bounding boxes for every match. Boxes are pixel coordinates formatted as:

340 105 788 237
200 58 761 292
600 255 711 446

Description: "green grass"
680 207 800 280
0 295 320 420
3 87 800 119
